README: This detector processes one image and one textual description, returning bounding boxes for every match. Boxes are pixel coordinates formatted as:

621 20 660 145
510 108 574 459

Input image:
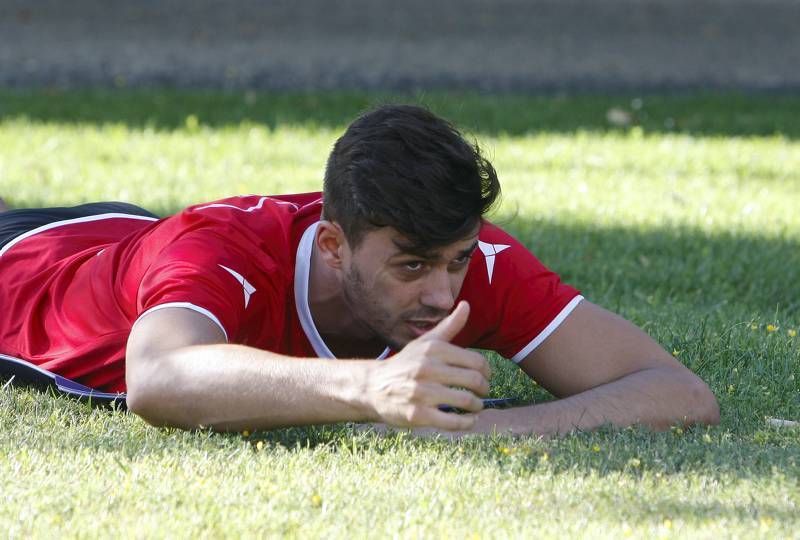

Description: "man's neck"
307 241 386 359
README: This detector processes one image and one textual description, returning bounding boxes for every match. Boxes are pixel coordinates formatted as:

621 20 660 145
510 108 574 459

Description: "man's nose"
420 269 456 312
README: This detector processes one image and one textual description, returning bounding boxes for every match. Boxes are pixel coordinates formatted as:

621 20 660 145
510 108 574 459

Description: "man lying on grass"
0 104 719 436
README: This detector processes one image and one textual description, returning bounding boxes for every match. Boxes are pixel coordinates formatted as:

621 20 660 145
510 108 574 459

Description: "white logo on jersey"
218 264 257 308
477 241 510 284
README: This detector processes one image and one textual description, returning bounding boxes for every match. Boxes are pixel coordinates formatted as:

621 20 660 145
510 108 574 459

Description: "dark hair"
322 104 500 251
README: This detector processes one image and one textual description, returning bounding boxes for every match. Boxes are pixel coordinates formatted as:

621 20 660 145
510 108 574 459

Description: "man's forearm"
126 303 492 433
127 344 374 432
471 366 720 436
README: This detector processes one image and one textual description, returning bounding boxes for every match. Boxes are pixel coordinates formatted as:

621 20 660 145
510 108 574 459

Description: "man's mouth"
406 320 439 337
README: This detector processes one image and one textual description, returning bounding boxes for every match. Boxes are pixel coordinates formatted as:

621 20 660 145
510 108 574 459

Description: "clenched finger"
429 386 485 413
430 343 491 380
429 365 490 397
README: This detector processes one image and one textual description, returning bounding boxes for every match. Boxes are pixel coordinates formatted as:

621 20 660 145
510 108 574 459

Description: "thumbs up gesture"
363 301 491 431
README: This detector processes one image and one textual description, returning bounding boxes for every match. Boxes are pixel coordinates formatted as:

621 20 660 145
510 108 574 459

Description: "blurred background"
2 0 799 92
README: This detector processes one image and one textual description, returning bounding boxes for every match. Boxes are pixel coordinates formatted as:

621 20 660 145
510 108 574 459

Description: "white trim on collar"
293 222 390 360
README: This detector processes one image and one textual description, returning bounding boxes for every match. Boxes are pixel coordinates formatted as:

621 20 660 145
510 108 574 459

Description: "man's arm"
439 301 719 437
125 302 490 432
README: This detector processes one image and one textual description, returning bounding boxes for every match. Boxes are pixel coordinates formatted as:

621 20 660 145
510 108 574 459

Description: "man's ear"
316 220 347 269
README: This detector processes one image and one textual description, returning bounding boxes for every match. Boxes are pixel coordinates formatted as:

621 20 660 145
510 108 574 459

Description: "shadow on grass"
239 422 800 484
1 89 799 138
4 383 798 483
238 419 800 480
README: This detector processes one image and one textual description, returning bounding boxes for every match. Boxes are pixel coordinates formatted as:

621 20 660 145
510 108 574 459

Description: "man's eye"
403 261 424 272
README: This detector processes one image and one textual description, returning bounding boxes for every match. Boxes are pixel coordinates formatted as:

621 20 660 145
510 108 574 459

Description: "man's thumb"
422 301 470 343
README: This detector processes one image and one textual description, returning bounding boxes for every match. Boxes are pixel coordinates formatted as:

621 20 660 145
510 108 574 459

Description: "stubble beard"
342 265 407 351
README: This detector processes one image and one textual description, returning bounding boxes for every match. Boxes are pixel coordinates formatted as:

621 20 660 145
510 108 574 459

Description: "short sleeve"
455 222 582 362
135 231 261 342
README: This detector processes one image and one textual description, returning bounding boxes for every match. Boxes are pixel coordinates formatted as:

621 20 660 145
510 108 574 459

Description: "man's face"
340 225 480 350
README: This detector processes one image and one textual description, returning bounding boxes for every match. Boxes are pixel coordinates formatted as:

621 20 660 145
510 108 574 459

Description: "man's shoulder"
155 193 323 253
130 194 326 345
129 193 325 301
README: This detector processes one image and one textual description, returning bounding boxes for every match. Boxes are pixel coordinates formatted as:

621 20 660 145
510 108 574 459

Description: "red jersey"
0 193 581 393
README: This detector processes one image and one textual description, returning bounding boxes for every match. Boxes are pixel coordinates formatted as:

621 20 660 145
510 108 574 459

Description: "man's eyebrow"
390 239 479 261
389 239 435 259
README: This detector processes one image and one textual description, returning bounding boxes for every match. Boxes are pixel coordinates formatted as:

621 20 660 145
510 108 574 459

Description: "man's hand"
362 301 491 431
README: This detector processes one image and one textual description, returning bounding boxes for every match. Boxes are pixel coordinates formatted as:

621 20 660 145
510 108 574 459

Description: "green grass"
1 90 798 538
